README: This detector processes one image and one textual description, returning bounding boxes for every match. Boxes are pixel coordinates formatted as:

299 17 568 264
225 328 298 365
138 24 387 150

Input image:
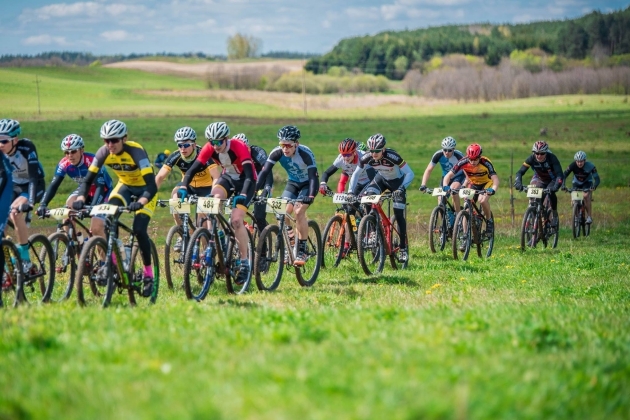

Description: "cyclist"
562 150 600 224
349 133 414 263
37 134 113 238
443 143 499 235
514 140 564 227
232 132 273 234
180 122 256 284
155 127 220 251
0 119 46 272
73 120 158 298
0 151 12 289
255 125 318 266
419 136 465 214
319 138 373 256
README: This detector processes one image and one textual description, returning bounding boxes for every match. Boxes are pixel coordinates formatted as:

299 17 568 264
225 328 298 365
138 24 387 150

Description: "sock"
111 253 117 264
19 244 30 262
298 239 307 252
143 265 153 278
240 259 250 267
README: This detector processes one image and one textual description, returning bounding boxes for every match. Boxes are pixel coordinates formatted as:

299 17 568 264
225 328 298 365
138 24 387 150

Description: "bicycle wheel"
17 234 54 304
253 224 284 291
572 203 580 239
389 215 408 270
296 220 322 287
452 211 471 261
226 228 254 294
357 214 385 276
429 205 447 253
548 210 559 249
477 213 494 258
47 231 75 301
75 236 110 307
321 214 344 268
584 209 591 237
128 238 160 305
182 228 215 301
520 207 538 251
164 225 184 290
1 239 22 308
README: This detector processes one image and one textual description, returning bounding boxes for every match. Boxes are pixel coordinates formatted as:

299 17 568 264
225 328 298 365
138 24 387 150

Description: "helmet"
204 122 230 140
277 125 301 142
574 150 586 161
100 119 127 139
441 136 457 149
164 149 171 155
532 140 549 154
357 142 368 152
0 119 21 138
338 138 357 154
174 126 197 142
233 133 249 146
61 134 84 151
466 143 482 160
367 133 386 151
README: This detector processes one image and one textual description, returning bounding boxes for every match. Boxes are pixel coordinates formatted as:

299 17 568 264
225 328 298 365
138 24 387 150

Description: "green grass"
1 67 630 419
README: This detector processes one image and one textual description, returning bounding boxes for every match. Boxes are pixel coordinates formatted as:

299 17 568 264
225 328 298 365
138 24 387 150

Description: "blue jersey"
266 144 317 183
429 149 465 176
54 152 113 190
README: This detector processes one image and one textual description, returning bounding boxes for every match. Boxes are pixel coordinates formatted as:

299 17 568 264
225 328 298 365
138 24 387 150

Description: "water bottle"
217 230 227 255
349 215 357 233
124 245 132 268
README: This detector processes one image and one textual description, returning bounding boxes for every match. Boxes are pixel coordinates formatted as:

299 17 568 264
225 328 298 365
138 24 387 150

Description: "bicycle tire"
47 231 75 301
549 210 559 249
128 238 160 305
253 224 284 291
75 236 109 307
296 220 322 287
1 239 22 308
572 202 580 239
584 210 591 237
357 214 385 275
321 214 344 268
389 215 408 270
477 212 494 258
429 205 447 253
164 225 184 290
182 227 214 301
520 207 538 251
18 233 55 304
226 228 254 294
452 211 471 261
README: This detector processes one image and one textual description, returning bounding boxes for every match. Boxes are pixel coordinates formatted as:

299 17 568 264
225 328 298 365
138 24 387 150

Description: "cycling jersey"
563 161 600 188
40 152 113 207
349 148 414 192
322 150 371 187
429 149 465 176
0 153 13 234
197 139 255 181
265 144 317 183
6 138 45 204
163 145 217 188
249 144 273 188
515 153 563 188
450 156 497 187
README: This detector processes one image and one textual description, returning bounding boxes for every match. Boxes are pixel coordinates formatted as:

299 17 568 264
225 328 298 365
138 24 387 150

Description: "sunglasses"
443 149 454 153
470 157 481 162
534 152 546 156
0 140 11 145
64 150 79 155
103 138 122 144
177 143 193 149
279 143 294 149
210 138 226 146
369 149 383 153
341 153 353 157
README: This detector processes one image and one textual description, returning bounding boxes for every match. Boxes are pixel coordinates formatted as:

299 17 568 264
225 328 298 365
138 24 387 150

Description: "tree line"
305 7 630 79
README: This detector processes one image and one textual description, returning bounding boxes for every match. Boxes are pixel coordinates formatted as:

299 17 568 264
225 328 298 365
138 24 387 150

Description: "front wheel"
520 207 538 251
75 236 110 307
547 209 559 249
47 231 75 301
182 228 214 301
452 211 471 261
572 202 581 239
357 214 385 276
1 239 22 308
226 228 254 294
17 234 55 305
253 224 284 291
164 225 184 290
295 220 322 287
321 214 344 268
429 206 447 253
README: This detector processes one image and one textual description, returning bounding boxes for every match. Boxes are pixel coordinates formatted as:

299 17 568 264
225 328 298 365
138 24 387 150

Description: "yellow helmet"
164 149 171 155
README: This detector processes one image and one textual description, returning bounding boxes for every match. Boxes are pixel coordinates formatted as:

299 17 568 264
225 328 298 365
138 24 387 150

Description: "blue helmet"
0 119 21 138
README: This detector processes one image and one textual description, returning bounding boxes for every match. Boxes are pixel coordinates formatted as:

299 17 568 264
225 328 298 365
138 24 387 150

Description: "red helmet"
339 138 357 154
466 143 482 160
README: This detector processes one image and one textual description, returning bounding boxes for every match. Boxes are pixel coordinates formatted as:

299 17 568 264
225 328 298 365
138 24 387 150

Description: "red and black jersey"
198 140 256 181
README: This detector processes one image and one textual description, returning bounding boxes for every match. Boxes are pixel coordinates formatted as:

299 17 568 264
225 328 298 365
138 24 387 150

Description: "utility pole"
510 151 515 226
302 67 307 118
34 74 41 115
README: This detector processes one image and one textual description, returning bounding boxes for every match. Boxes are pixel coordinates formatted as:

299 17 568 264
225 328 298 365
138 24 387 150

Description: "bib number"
50 207 71 221
265 198 288 215
168 199 191 214
527 185 543 198
571 190 584 201
361 194 381 204
90 204 118 216
197 197 222 214
432 187 447 197
333 193 352 204
459 188 474 199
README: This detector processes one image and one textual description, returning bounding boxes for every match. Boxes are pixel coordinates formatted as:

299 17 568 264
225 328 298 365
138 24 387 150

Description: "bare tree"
226 33 262 60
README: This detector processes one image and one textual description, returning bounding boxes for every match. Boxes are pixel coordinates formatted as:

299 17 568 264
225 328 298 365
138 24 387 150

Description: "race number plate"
49 207 71 221
571 191 584 201
197 197 222 214
266 198 288 215
333 193 352 204
361 194 381 204
527 185 543 198
459 188 475 199
432 187 447 197
224 204 232 215
90 204 118 215
168 199 191 214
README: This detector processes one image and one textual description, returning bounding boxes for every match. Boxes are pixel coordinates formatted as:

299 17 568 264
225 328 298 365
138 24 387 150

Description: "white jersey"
332 150 370 185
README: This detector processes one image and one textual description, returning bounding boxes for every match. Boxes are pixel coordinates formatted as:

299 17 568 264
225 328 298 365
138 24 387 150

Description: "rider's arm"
181 144 214 188
400 162 414 189
348 155 369 193
592 166 600 189
490 174 500 190
321 164 338 185
514 163 530 185
240 161 256 196
139 172 158 204
155 166 171 188
562 162 574 181
308 167 319 197
551 155 564 189
25 144 42 205
256 147 282 190
337 173 349 193
421 163 434 186
40 172 65 208
78 145 107 198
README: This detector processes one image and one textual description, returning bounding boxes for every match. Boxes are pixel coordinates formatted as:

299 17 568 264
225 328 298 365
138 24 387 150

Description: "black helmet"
277 125 301 142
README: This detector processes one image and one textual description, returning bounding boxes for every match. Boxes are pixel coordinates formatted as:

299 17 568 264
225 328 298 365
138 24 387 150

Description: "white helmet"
367 133 386 150
0 119 21 138
574 151 586 161
174 126 197 142
100 119 127 139
61 134 84 151
233 133 249 146
441 136 456 149
205 122 230 140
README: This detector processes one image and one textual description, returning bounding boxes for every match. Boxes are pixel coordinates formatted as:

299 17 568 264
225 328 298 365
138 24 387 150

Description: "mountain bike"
42 207 92 301
564 188 591 238
321 192 364 268
182 197 254 299
74 203 160 307
519 185 559 251
356 192 407 275
452 188 495 261
1 239 22 308
253 197 322 291
425 187 457 253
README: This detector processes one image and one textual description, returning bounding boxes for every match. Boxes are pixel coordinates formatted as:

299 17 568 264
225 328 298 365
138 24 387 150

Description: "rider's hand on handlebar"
128 202 144 212
36 205 47 217
72 200 85 210
319 183 332 196
442 185 451 193
514 180 523 192
419 185 427 192
18 203 33 213
486 187 495 196
302 196 314 205
176 188 188 202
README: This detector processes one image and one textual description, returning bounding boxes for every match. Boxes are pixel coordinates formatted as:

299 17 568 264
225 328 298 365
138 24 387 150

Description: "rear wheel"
253 224 283 291
572 202 580 239
164 225 184 290
357 214 385 275
296 220 322 287
520 207 538 251
429 206 447 253
47 231 75 301
1 239 22 308
226 228 254 294
452 211 471 261
129 238 160 305
182 228 214 301
18 234 55 305
321 214 344 268
75 236 109 307
477 213 494 258
584 209 591 237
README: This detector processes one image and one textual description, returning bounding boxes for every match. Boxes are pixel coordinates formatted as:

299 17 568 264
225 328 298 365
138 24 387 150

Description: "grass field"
1 66 630 419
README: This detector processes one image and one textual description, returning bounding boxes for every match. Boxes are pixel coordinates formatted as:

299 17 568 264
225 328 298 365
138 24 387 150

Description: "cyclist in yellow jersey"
73 120 158 297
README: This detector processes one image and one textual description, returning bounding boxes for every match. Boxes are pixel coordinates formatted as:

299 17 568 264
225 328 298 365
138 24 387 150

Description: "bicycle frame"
363 193 400 256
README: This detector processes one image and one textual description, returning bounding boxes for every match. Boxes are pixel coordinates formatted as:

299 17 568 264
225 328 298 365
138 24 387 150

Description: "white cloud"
22 34 69 46
100 30 143 41
20 2 149 23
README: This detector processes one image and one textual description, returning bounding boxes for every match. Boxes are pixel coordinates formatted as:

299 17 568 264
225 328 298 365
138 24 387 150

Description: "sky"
2 0 628 57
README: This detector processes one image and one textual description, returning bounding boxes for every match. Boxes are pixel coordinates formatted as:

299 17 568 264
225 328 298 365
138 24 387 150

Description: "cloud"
20 2 149 23
100 30 143 41
22 34 69 46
